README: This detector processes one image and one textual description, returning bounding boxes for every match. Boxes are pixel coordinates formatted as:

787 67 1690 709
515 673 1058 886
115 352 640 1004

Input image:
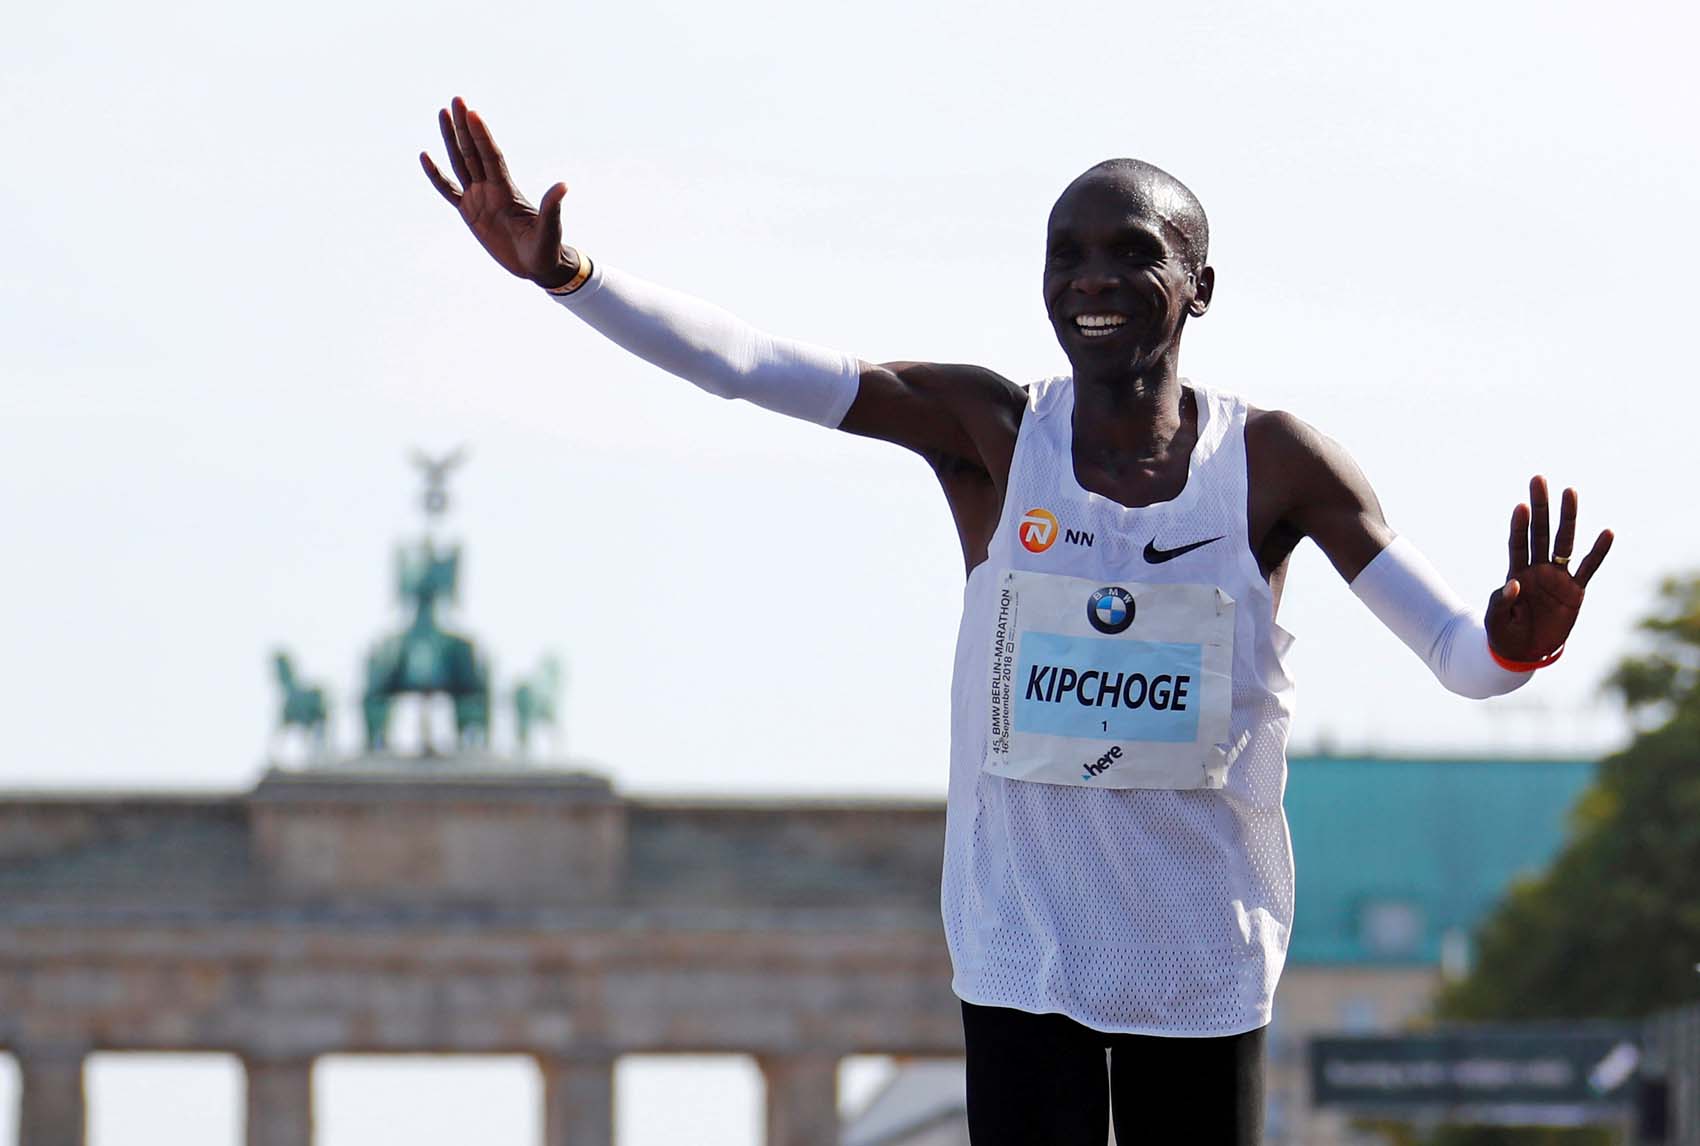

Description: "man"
422 97 1610 1144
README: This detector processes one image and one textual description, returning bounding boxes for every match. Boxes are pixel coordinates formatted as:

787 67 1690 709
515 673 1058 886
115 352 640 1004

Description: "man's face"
1042 173 1210 373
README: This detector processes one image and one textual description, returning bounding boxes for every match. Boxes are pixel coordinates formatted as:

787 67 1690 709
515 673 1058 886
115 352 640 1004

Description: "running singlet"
942 376 1298 1036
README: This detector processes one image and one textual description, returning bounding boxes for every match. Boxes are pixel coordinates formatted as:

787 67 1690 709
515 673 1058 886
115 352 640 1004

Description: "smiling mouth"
1072 313 1130 338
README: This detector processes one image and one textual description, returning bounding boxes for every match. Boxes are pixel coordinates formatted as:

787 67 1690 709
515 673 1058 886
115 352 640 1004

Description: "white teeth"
1074 314 1128 335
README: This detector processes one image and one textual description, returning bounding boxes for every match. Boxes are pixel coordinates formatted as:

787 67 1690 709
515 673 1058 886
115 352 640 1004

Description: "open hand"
1485 475 1613 664
420 97 576 288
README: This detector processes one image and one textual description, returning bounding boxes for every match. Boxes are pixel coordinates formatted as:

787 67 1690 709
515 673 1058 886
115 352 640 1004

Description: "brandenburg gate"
0 452 960 1145
0 773 956 1145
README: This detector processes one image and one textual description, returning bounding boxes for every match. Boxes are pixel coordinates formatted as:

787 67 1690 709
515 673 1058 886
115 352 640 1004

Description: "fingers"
419 152 461 206
465 108 514 191
1552 486 1578 563
1484 580 1515 641
1572 529 1614 588
539 181 568 248
451 97 486 183
1507 501 1531 576
438 107 473 189
1528 475 1550 564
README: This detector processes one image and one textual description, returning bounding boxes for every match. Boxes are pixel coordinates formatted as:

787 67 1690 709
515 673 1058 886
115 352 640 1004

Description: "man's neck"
1070 350 1190 473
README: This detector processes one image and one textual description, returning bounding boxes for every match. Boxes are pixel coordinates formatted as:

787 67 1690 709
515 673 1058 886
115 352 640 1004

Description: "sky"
3 0 1696 1141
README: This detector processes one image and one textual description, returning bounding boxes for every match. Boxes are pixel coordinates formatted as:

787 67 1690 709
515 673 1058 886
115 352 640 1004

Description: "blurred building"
0 451 976 1146
840 755 1597 1146
0 766 960 1146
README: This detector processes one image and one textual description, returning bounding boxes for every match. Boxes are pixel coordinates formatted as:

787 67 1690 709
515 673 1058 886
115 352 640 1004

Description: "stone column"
759 1053 840 1146
540 1054 616 1146
16 1048 86 1146
244 1056 315 1146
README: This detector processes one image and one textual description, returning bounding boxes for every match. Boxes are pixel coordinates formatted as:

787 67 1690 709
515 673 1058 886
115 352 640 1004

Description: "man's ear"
1188 266 1215 317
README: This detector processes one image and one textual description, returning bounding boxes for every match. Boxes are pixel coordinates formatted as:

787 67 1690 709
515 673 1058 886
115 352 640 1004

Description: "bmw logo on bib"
1086 586 1136 635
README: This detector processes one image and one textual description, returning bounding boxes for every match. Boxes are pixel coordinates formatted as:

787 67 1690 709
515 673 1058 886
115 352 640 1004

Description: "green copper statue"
272 650 330 759
269 447 567 763
512 654 564 756
360 448 492 754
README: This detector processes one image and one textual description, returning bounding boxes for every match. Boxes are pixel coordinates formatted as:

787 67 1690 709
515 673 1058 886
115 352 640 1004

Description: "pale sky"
4 0 1696 1140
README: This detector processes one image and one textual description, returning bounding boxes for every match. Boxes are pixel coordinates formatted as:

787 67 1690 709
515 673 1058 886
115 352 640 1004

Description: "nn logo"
1019 508 1094 554
1019 508 1059 553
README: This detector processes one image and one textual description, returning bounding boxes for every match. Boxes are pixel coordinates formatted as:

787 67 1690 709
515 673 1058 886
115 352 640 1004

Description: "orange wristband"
1489 643 1564 673
543 253 592 296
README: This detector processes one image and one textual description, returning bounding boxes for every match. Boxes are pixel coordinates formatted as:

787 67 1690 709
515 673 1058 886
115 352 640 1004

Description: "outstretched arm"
420 98 1019 467
1252 411 1613 696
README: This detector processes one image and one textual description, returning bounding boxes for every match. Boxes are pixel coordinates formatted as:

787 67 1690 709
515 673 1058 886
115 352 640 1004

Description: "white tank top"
942 374 1298 1036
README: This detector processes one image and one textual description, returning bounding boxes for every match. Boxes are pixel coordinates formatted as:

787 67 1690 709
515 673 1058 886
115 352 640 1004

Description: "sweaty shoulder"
839 361 1026 477
1244 405 1392 582
1244 406 1336 486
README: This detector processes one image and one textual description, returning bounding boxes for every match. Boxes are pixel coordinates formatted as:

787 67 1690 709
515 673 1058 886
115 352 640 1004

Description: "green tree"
1437 574 1700 1022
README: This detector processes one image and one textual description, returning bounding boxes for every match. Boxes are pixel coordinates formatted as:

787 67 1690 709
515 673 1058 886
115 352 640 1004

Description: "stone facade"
0 767 959 1146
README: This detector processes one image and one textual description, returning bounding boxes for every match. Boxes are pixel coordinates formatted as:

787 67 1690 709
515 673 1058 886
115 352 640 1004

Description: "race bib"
984 569 1236 789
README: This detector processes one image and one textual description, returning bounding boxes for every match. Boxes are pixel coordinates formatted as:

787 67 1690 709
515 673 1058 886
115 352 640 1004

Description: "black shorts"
961 1000 1266 1145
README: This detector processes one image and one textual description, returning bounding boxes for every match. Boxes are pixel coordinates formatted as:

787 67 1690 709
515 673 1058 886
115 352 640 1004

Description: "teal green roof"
1285 756 1596 966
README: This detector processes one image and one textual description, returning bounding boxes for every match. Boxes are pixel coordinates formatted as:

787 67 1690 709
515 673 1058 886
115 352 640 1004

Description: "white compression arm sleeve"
550 260 861 428
1348 536 1532 699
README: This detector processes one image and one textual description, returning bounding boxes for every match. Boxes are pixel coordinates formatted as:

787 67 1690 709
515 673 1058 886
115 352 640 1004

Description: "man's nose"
1071 264 1119 294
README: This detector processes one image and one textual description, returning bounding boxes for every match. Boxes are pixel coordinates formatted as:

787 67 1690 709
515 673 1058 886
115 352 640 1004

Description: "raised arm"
420 98 1020 469
1249 410 1613 696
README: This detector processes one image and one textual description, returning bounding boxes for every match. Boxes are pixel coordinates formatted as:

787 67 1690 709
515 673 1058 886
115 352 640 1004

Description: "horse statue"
361 536 492 754
512 653 564 756
271 650 330 760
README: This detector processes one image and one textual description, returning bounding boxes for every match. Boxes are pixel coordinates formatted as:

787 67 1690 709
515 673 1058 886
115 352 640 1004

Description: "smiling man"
423 98 1612 1145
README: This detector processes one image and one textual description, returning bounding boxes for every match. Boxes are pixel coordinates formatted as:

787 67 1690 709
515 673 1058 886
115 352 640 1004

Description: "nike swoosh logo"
1143 535 1225 564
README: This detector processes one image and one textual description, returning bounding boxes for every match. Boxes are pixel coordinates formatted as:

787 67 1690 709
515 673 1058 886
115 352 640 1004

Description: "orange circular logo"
1019 508 1059 553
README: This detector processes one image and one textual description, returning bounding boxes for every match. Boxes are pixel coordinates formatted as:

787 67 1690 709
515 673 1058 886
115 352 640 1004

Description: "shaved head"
1054 159 1210 274
1042 158 1216 372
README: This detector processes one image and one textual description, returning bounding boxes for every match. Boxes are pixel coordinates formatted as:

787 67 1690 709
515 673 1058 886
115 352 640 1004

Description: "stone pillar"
540 1055 616 1146
759 1053 840 1146
16 1048 86 1146
244 1056 315 1146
